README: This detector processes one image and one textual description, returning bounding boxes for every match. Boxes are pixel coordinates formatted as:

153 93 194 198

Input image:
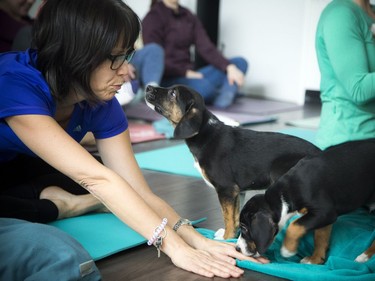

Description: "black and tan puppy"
145 85 320 239
236 139 375 264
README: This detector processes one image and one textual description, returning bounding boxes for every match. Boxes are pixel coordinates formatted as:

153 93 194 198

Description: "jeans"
161 57 248 108
131 43 164 88
0 218 101 281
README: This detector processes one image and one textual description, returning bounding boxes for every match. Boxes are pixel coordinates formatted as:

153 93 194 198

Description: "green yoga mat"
135 128 318 178
48 213 206 261
198 208 375 281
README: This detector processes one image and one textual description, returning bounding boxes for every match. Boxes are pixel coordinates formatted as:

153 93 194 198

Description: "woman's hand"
226 64 245 86
199 238 270 265
169 243 245 278
186 69 203 79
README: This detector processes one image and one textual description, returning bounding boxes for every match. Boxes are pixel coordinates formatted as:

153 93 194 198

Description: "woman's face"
1 0 35 20
163 0 179 10
90 47 132 102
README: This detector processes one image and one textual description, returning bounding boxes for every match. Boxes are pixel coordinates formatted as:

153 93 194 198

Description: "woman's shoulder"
321 0 363 21
0 49 40 77
0 50 49 92
0 50 52 107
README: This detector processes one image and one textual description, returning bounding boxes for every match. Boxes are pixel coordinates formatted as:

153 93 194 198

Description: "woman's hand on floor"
169 244 245 278
199 237 270 265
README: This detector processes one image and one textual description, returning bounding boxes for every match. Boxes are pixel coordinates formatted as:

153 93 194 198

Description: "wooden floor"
96 101 321 281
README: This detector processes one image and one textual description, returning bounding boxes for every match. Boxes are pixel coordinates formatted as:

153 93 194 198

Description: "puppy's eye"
240 223 249 234
168 89 176 100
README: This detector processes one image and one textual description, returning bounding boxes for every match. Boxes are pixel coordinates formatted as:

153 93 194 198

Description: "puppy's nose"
235 245 242 252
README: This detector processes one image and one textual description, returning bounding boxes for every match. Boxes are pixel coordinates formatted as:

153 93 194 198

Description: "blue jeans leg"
162 57 248 107
161 77 218 103
213 57 249 108
131 43 164 87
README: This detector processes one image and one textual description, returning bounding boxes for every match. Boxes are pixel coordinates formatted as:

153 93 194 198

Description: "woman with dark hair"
0 0 266 279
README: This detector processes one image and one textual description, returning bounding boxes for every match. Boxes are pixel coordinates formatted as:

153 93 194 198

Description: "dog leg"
222 202 235 239
220 195 239 239
355 240 375 262
281 220 307 258
300 224 332 264
234 193 241 237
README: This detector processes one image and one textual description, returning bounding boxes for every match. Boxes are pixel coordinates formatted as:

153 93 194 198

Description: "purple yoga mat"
208 97 302 116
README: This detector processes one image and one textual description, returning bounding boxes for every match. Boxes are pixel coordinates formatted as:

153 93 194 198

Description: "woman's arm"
6 114 168 239
6 114 246 278
321 6 375 104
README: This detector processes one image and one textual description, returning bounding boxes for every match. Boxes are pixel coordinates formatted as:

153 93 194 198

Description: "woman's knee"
0 219 101 280
143 43 164 59
190 79 217 102
229 57 248 74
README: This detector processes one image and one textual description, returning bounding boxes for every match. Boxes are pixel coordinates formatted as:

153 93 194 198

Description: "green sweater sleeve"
316 1 375 105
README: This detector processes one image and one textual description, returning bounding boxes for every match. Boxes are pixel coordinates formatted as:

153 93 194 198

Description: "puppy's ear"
250 211 276 255
174 101 203 139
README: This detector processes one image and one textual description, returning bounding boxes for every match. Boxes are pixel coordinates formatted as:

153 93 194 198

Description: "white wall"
220 0 331 104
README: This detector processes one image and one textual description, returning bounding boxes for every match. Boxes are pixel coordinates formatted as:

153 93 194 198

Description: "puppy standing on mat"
236 139 375 264
145 84 320 239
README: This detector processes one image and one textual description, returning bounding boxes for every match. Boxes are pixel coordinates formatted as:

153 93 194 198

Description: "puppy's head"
236 194 278 257
145 85 205 139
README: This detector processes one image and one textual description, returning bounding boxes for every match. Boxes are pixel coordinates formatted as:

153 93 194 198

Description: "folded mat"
48 214 206 261
135 128 318 178
198 208 375 281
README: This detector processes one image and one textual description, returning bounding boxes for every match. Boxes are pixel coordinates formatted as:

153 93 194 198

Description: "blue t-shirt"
0 49 128 162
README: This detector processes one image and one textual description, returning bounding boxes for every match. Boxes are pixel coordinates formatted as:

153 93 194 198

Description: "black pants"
0 155 89 223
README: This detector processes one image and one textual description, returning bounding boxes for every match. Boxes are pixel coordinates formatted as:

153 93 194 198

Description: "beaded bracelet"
147 218 168 246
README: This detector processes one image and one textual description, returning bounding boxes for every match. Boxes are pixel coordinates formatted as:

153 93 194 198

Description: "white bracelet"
147 218 168 246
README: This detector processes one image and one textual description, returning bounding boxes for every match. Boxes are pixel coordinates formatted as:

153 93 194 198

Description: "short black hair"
33 0 141 105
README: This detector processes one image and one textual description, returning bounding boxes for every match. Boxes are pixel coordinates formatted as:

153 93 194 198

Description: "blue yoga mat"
48 213 206 261
135 144 201 178
135 128 318 178
198 208 375 281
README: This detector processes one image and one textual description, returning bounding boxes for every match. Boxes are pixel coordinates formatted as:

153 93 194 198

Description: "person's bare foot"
40 186 110 219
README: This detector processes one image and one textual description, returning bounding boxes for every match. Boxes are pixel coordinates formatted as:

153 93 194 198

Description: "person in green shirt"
315 0 375 150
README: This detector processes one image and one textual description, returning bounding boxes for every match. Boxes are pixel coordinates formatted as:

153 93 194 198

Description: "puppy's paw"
300 256 325 264
300 257 312 264
355 253 369 263
214 228 225 240
280 245 296 258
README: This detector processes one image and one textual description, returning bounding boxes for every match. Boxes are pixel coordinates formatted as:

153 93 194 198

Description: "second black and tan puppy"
236 139 375 264
145 85 320 239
